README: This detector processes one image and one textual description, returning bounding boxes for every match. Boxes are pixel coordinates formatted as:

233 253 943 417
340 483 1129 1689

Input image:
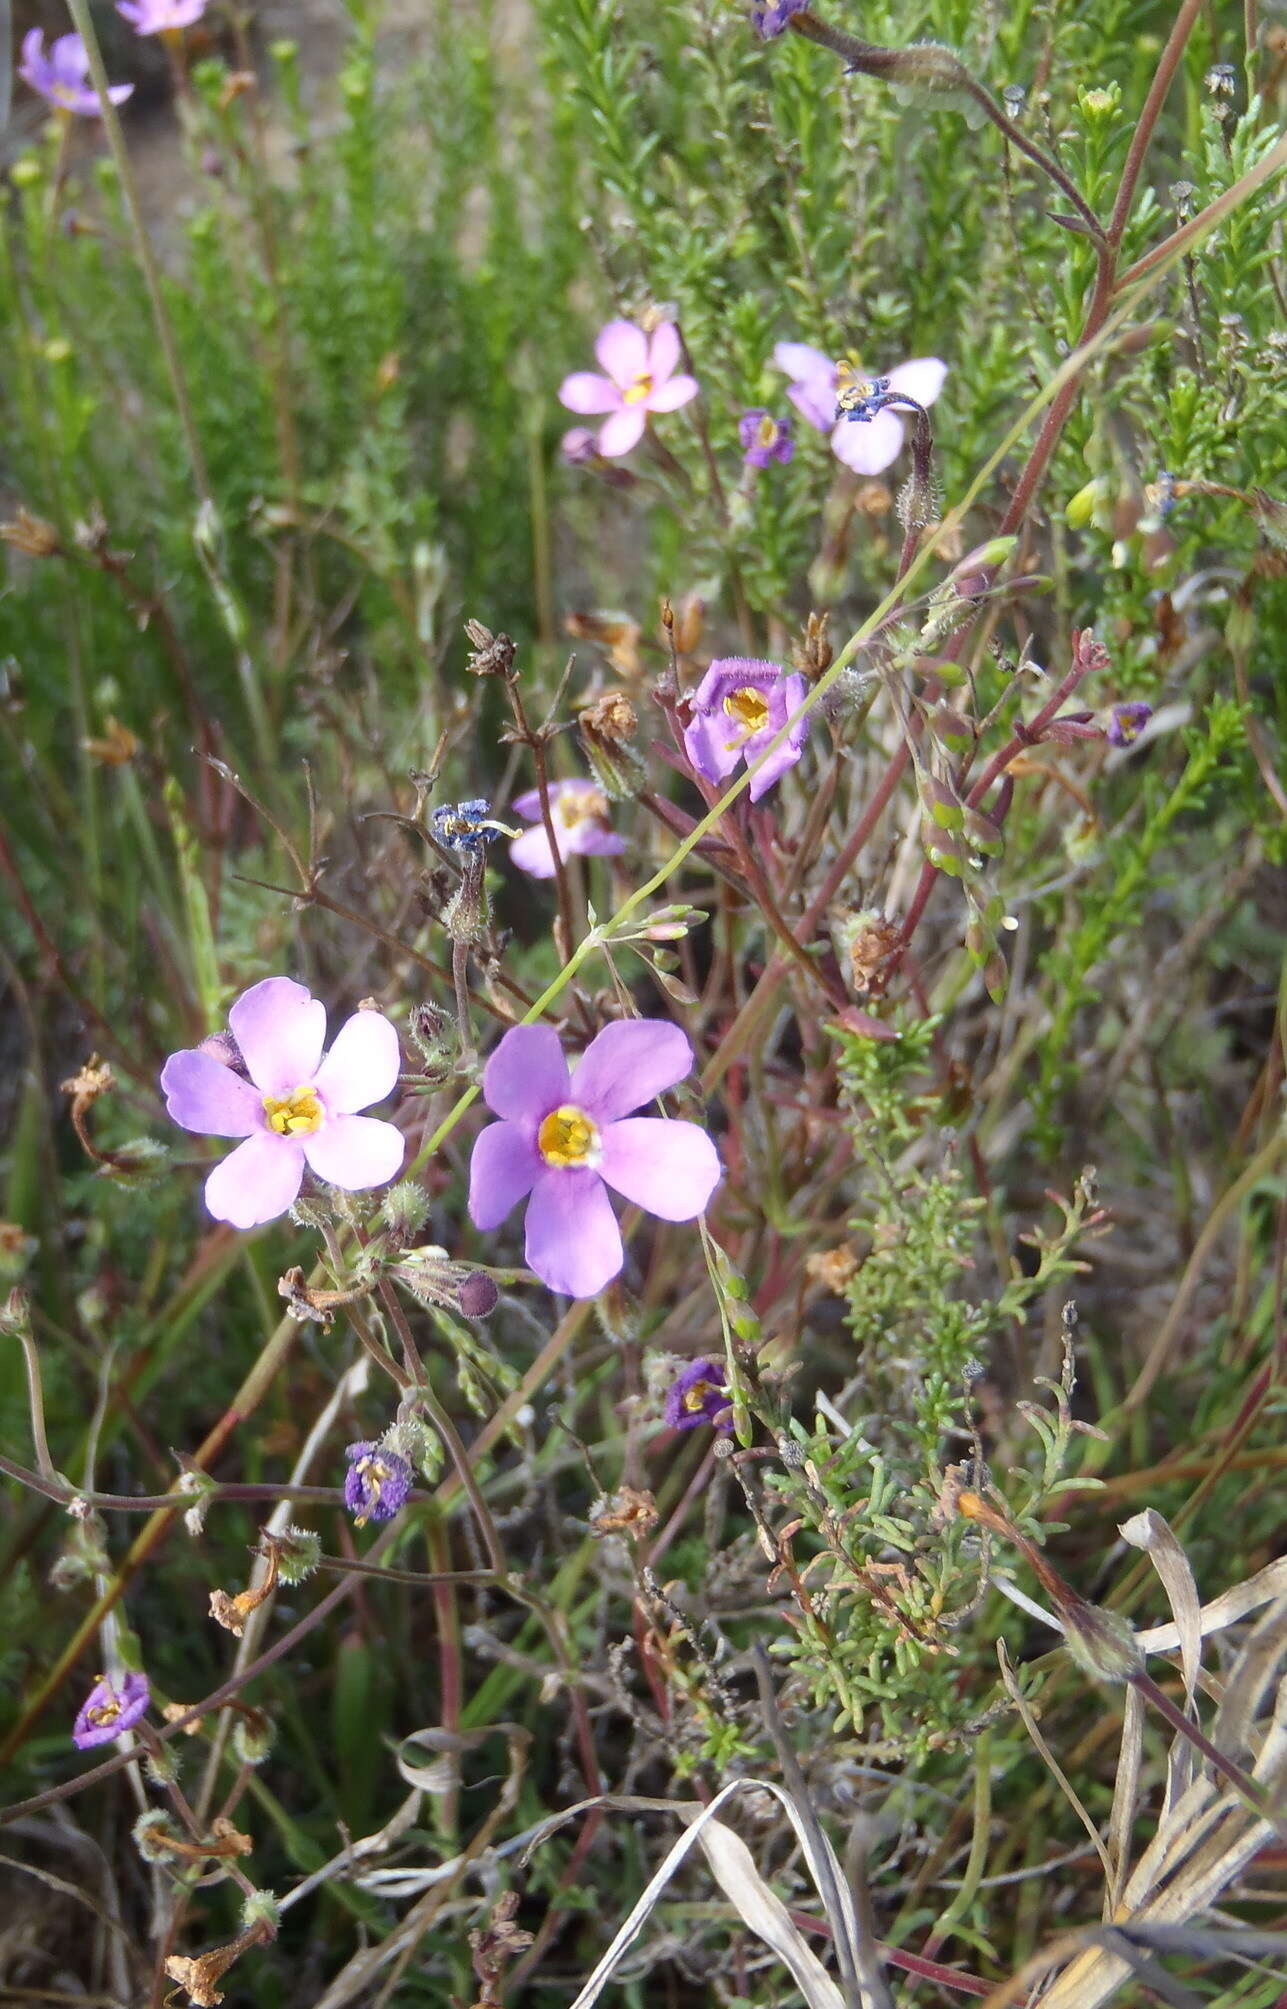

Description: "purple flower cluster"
161 978 404 1229
469 1021 720 1298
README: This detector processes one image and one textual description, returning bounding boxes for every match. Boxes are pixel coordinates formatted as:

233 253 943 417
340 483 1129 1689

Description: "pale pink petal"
598 1117 721 1219
301 1114 404 1191
524 1168 623 1296
647 322 682 383
482 1025 570 1125
559 371 622 415
785 376 837 433
773 339 833 384
468 1120 542 1230
830 409 905 475
594 320 648 385
161 1048 263 1138
312 1009 400 1113
886 356 948 409
205 1134 305 1229
509 824 558 878
228 978 327 1098
646 374 699 413
570 1019 694 1123
596 406 648 457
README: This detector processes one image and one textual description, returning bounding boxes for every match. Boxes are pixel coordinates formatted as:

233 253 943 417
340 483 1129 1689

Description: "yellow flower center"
86 1676 122 1728
683 1379 717 1413
262 1085 324 1136
623 373 654 406
757 414 779 447
722 685 771 750
538 1105 600 1168
559 786 609 830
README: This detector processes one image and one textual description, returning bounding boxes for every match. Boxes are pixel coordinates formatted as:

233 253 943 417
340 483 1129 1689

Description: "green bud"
133 1810 178 1863
1062 1598 1143 1685
274 1526 320 1585
379 1179 433 1237
240 1888 281 1934
1065 477 1109 529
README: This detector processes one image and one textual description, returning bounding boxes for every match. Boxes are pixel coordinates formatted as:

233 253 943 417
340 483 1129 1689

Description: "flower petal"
524 1168 623 1296
512 778 598 821
574 826 626 859
52 32 90 76
161 1048 263 1138
594 319 648 385
886 356 948 409
744 727 806 801
559 371 621 415
468 1119 542 1230
229 977 327 1097
570 1019 694 1123
313 1009 400 1113
599 1117 721 1219
204 1134 305 1229
831 408 904 475
647 321 682 382
509 824 558 877
683 710 743 787
596 406 648 457
482 1025 570 1124
773 339 833 385
646 373 699 413
302 1114 404 1191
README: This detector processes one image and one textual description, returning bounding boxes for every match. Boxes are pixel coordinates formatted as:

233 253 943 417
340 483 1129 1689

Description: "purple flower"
468 1021 721 1298
739 409 795 468
160 978 405 1230
559 321 699 459
509 778 626 880
73 1672 150 1750
751 0 807 39
431 798 515 855
117 0 207 32
18 31 133 116
343 1441 414 1526
772 342 947 474
1106 701 1153 748
561 428 600 466
664 1357 733 1432
682 657 808 803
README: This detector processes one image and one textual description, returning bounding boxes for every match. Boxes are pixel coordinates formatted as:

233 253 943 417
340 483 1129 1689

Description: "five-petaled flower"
773 342 947 475
73 1671 150 1750
19 31 133 115
117 0 207 34
468 1021 721 1298
664 1357 733 1432
343 1441 415 1526
1106 701 1153 748
509 779 626 880
739 409 794 468
559 321 698 459
161 978 405 1230
682 657 809 803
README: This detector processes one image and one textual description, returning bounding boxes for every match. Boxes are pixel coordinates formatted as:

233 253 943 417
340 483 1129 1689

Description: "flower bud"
1062 1597 1144 1685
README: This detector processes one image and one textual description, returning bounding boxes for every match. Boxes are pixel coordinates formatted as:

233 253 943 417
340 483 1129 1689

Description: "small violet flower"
739 409 794 469
73 1671 150 1750
773 341 947 475
343 1441 415 1527
1106 701 1153 748
664 1357 733 1433
751 0 808 37
559 320 698 459
510 779 626 880
682 657 808 803
431 798 516 854
117 0 207 34
19 31 133 116
161 977 405 1230
468 1020 721 1298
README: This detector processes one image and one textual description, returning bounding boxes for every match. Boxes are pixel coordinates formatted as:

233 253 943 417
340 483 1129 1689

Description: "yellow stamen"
623 373 654 406
756 415 778 447
722 685 771 750
538 1105 600 1168
558 787 609 830
262 1085 324 1136
683 1380 716 1413
354 1455 390 1529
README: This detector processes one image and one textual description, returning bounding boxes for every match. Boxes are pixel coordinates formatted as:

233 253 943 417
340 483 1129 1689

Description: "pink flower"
468 1021 721 1298
18 31 133 116
117 0 208 33
559 321 698 458
682 656 809 802
509 778 626 880
772 341 947 474
73 1672 150 1749
161 978 404 1230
